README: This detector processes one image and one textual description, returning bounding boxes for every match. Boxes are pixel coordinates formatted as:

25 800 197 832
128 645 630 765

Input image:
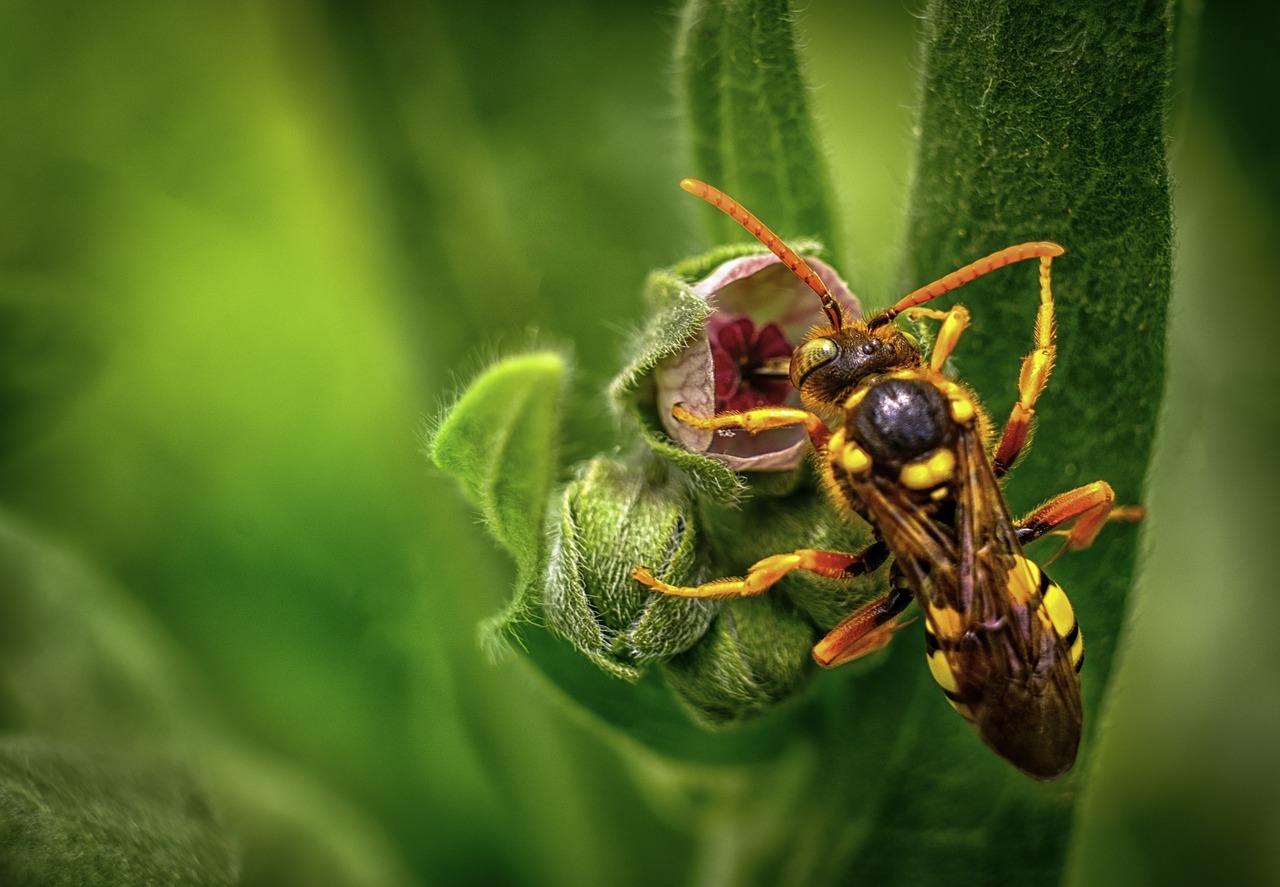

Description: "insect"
633 178 1140 780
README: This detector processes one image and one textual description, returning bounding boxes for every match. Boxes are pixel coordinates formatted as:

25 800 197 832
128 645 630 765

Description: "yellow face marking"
1070 628 1084 667
899 448 956 490
839 443 872 475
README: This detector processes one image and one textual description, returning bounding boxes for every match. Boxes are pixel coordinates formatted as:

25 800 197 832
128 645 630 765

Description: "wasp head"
675 179 925 410
790 320 922 409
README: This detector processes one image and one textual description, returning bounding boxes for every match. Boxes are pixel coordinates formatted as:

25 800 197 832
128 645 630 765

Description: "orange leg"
633 544 886 600
992 254 1058 478
1016 480 1144 558
672 403 830 450
812 577 915 668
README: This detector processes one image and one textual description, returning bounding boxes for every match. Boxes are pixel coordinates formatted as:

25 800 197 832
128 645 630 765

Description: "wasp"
633 179 1140 780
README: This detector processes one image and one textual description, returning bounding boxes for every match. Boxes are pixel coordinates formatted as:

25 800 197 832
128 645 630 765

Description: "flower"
710 316 793 412
437 252 880 730
654 253 860 471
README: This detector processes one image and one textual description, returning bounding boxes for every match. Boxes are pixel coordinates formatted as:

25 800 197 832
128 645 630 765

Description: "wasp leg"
993 254 1059 478
672 403 830 450
812 572 915 668
1016 481 1144 557
905 305 971 371
633 541 888 600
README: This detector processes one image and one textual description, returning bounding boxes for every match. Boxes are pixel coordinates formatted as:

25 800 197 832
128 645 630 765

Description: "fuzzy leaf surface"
789 2 1175 883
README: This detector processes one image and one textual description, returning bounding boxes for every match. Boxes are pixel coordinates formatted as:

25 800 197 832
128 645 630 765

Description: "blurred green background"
0 0 1276 884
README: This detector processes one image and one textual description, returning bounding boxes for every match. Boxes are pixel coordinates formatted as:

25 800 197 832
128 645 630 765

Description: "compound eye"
790 337 839 388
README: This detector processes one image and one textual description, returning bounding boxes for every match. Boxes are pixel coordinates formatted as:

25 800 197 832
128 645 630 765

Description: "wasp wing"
847 419 1083 780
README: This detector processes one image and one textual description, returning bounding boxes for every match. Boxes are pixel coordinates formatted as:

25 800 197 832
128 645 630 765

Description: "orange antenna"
868 242 1064 329
680 179 845 329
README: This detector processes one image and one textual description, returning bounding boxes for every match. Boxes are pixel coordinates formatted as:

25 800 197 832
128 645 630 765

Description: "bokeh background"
0 0 1276 884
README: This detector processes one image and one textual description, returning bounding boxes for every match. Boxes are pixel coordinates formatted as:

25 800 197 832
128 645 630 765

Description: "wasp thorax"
791 324 921 408
848 376 952 469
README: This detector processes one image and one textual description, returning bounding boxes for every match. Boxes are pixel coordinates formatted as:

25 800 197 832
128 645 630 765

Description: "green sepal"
543 457 715 679
666 238 824 285
661 595 816 728
0 736 238 886
429 351 569 650
608 268 743 499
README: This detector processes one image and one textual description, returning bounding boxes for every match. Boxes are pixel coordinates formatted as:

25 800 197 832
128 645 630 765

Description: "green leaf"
0 737 237 887
908 0 1171 780
515 626 801 766
0 267 104 461
678 0 840 252
794 0 1174 881
430 351 569 654
430 351 568 568
0 513 416 887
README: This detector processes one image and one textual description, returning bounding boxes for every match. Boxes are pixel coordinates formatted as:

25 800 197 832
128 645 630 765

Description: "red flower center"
710 317 794 413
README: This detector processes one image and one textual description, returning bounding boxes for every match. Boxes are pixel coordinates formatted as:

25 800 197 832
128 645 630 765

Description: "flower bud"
543 457 715 679
660 595 816 727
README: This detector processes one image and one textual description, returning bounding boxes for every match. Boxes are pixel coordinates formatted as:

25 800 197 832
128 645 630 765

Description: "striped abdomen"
922 555 1085 780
